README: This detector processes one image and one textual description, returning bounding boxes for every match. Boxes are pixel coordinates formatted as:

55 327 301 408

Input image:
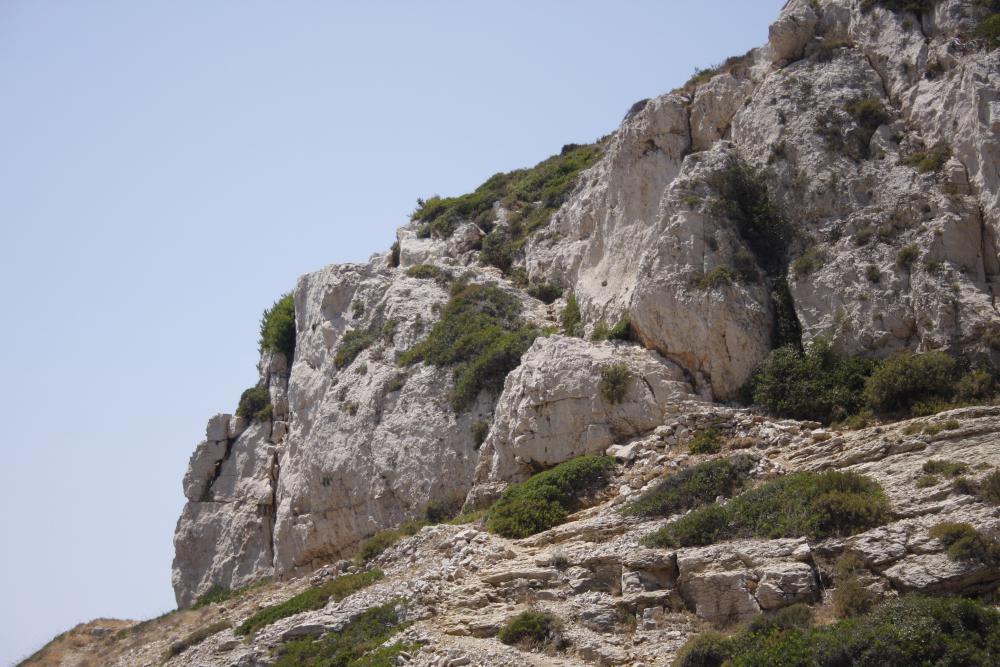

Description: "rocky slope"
25 0 1000 665
25 404 1000 666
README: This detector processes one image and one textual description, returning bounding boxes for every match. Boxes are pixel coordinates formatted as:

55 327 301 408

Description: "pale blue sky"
0 1 784 662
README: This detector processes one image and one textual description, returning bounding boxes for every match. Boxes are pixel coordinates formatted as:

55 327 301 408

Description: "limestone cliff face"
172 0 1000 608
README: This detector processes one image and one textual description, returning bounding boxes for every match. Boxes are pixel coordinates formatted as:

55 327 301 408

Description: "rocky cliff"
45 0 997 664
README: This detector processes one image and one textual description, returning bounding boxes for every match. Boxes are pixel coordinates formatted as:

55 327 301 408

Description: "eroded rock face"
173 0 1000 608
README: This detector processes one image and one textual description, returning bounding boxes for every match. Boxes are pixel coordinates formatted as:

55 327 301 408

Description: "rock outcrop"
172 0 1000 625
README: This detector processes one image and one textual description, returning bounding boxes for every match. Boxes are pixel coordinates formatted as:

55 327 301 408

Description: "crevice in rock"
202 437 235 502
862 50 892 102
267 446 280 572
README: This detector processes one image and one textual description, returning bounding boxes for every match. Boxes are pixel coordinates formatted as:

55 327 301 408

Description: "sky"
0 1 785 663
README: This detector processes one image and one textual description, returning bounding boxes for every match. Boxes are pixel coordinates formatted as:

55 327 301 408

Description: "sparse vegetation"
471 420 489 449
624 455 756 519
399 283 538 411
236 384 272 421
688 428 723 455
274 601 414 667
411 142 603 241
980 470 1000 504
235 570 385 637
709 162 789 277
903 147 950 173
486 456 614 538
816 97 891 160
645 470 890 548
355 522 425 564
672 595 1000 667
896 243 920 269
599 363 632 404
791 246 828 277
164 621 231 659
697 265 736 289
497 610 565 651
405 263 451 283
922 459 968 477
191 578 271 609
335 328 377 369
259 294 296 362
560 293 583 337
930 522 1000 566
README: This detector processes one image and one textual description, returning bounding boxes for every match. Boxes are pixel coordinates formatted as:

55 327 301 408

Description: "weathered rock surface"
171 0 1000 625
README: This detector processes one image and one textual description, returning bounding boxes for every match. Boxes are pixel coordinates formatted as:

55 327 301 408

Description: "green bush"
747 604 815 635
741 339 878 424
976 13 1000 49
980 470 1000 504
956 368 994 401
389 241 400 268
623 455 756 518
647 470 890 548
896 243 920 269
865 265 881 283
411 142 603 239
191 578 270 609
863 350 957 414
930 521 1000 566
236 384 272 421
526 282 563 304
922 459 968 477
697 265 735 289
497 611 563 650
688 428 723 455
832 553 877 619
236 570 384 637
709 162 789 277
471 420 489 449
259 294 296 361
486 456 614 538
274 602 413 667
335 328 376 369
599 363 632 404
791 246 828 277
399 284 538 411
560 294 583 337
903 147 950 173
845 97 891 132
481 227 514 272
672 631 730 667
405 263 451 282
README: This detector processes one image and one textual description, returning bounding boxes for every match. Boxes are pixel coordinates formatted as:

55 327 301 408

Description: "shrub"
481 227 515 273
607 311 634 342
356 529 410 564
956 368 994 401
486 456 614 538
791 246 828 277
976 13 1000 49
688 428 722 455
833 575 876 618
599 363 632 404
916 474 940 488
590 321 610 341
844 97 891 133
747 604 815 635
673 595 1000 667
623 455 755 518
697 265 735 289
863 351 957 414
165 621 231 659
191 579 270 609
709 162 789 277
236 570 384 637
405 263 450 282
742 339 879 424
672 631 731 667
980 470 1000 504
236 384 271 421
335 328 376 369
497 611 564 650
399 284 538 411
526 282 562 304
560 294 583 337
922 459 968 477
411 142 603 239
648 470 891 548
388 241 400 268
274 602 412 667
471 420 489 449
896 244 920 269
385 374 405 394
930 522 1000 566
903 147 950 173
865 265 881 282
259 294 296 361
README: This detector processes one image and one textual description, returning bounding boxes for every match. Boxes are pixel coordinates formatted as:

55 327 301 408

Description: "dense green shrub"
903 147 950 173
896 243 920 269
236 384 272 421
978 13 1000 49
688 428 723 455
497 611 564 650
624 455 756 519
486 456 614 538
646 470 890 548
981 470 1000 504
922 459 968 477
388 241 400 268
560 294 583 337
709 162 789 277
274 602 413 667
259 294 296 361
674 595 1000 667
741 339 878 424
526 282 563 304
236 570 384 637
471 420 489 449
599 363 632 404
863 350 957 414
399 284 538 411
411 142 603 239
481 227 514 272
956 368 995 401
